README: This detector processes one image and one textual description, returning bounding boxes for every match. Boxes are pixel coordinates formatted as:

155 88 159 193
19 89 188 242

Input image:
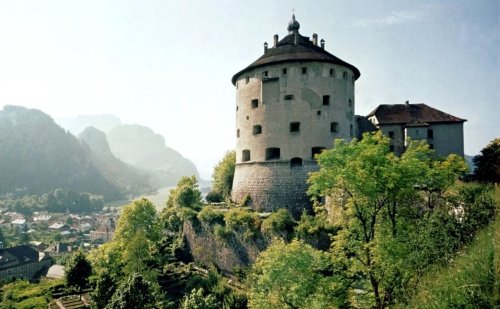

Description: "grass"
399 185 499 308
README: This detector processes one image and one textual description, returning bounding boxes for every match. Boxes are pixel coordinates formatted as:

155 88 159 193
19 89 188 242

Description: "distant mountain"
79 127 155 196
56 114 122 135
107 124 199 187
0 106 122 200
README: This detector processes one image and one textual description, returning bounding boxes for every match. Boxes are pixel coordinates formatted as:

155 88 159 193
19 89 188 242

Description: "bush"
197 207 225 225
214 224 232 241
224 208 260 239
261 208 296 235
205 191 223 203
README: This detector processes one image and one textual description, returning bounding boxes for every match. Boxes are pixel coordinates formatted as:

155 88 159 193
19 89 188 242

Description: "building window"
282 68 287 75
302 67 307 74
290 157 303 167
331 122 338 133
237 129 240 138
236 106 239 111
429 144 434 149
242 149 251 162
245 76 249 84
323 95 330 106
428 129 434 139
389 145 394 152
330 68 335 77
317 110 321 115
265 147 280 160
350 124 353 137
253 125 262 135
251 99 259 108
284 94 294 100
263 71 269 78
343 72 348 79
311 147 325 159
290 122 300 132
246 115 249 120
348 99 352 107
388 131 394 139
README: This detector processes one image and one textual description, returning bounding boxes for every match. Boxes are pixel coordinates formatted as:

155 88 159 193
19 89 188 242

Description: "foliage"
261 208 296 236
0 189 104 214
209 151 236 202
213 224 233 241
197 207 225 225
180 288 220 309
166 176 203 210
399 222 496 308
106 273 158 309
248 239 349 309
0 279 63 309
65 251 92 297
308 132 472 308
473 138 500 183
225 208 261 239
90 271 116 309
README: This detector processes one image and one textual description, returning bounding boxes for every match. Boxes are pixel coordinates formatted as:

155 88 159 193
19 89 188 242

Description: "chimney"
264 42 268 53
320 39 325 49
273 34 279 47
312 33 318 46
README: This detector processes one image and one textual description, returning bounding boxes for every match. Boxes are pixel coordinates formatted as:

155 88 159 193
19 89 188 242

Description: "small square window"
342 72 348 79
323 95 330 106
251 99 259 108
388 131 394 139
265 147 280 160
329 68 335 77
302 67 307 74
290 122 300 132
428 129 434 139
253 125 262 135
317 110 321 115
263 71 269 77
245 76 249 84
242 150 251 162
282 68 287 75
284 95 294 100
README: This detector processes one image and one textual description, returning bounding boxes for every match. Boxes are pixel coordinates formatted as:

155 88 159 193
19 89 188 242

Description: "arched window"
290 157 303 167
242 149 251 162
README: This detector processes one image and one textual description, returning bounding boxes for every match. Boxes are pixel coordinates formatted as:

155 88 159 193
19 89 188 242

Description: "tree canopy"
208 151 236 202
65 251 92 299
473 138 500 183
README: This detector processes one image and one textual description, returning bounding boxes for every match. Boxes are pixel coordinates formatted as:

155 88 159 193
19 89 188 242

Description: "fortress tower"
231 15 360 216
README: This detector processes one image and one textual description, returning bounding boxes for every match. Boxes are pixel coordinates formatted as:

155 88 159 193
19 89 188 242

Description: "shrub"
197 207 225 226
261 208 296 234
214 224 232 241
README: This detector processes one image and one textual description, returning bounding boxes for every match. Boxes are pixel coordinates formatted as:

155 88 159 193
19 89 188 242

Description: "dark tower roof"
232 15 361 85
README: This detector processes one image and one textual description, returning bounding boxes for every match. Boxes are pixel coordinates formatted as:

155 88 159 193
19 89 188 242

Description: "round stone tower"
231 15 360 217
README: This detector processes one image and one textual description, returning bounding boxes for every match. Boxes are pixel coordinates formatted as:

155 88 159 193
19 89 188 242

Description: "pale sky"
0 0 498 179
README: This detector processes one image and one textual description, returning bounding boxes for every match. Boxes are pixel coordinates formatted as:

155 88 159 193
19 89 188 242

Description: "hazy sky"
0 1 498 179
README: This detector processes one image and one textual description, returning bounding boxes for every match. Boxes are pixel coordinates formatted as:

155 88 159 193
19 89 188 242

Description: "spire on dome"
287 14 300 33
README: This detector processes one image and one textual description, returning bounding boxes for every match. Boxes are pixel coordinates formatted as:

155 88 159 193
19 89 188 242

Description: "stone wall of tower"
232 61 356 215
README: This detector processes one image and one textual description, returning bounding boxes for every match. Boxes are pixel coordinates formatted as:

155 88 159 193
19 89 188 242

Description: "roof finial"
287 13 300 33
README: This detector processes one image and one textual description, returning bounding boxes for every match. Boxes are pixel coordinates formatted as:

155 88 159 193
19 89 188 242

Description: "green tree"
308 132 468 308
65 251 92 299
473 138 500 183
90 271 116 309
180 288 220 309
106 273 157 309
209 151 236 202
166 176 203 210
248 239 349 309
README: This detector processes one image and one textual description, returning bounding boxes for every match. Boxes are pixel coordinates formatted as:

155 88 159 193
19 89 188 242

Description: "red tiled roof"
367 103 466 125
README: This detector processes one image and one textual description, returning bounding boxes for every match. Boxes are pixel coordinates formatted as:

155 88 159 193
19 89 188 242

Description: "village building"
90 217 115 242
366 102 466 157
0 245 52 282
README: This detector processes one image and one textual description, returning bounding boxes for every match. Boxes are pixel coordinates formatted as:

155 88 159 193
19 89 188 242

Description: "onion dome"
287 14 300 33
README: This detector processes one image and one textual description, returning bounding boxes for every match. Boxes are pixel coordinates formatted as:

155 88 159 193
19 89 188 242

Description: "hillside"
56 114 122 135
78 127 155 197
107 124 199 187
0 106 122 200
